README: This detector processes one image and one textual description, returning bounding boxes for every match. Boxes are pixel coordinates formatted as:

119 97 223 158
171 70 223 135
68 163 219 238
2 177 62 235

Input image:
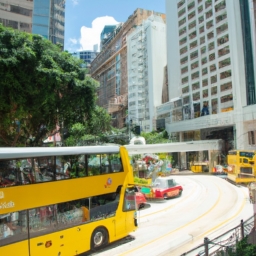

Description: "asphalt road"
87 175 252 256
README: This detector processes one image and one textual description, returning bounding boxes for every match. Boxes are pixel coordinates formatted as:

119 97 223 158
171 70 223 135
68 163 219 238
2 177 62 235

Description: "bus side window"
110 155 123 173
88 155 101 176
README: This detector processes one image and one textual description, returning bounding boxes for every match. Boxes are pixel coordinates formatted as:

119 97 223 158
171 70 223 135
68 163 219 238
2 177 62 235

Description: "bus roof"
0 146 120 159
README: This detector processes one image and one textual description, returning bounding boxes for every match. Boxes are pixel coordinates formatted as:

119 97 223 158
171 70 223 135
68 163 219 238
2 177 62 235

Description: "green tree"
0 24 98 146
232 237 256 256
141 130 169 144
64 107 112 146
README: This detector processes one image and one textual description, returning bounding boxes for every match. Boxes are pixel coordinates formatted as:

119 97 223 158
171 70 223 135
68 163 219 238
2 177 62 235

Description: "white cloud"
69 38 78 44
71 0 79 5
79 16 119 52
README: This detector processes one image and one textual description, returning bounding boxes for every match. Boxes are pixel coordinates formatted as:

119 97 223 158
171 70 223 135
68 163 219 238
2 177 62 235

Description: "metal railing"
181 215 255 256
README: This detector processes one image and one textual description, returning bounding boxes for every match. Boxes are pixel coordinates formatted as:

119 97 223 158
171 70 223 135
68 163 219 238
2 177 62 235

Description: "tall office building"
127 15 167 132
91 8 166 129
158 0 256 167
72 50 98 68
100 25 118 51
0 0 65 45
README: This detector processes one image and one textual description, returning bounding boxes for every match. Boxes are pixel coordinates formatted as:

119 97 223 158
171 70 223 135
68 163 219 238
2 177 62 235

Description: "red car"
149 177 183 199
136 191 147 209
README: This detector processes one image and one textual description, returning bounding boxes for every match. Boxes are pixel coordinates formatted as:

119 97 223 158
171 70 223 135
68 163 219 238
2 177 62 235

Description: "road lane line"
119 181 222 256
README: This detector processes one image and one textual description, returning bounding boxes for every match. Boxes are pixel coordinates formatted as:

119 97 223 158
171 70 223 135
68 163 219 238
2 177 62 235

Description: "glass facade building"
72 51 98 67
0 0 65 46
32 0 65 45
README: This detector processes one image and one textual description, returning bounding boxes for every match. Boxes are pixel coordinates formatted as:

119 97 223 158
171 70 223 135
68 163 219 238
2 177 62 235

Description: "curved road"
94 175 252 256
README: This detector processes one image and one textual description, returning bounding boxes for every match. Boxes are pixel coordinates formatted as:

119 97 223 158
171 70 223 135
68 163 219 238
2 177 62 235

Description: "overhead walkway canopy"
124 139 223 155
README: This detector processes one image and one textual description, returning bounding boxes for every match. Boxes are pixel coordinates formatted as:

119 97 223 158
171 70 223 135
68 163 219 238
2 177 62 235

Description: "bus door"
124 187 137 232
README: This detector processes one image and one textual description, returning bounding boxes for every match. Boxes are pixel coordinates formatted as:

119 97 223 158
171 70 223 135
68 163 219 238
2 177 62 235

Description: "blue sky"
64 0 166 53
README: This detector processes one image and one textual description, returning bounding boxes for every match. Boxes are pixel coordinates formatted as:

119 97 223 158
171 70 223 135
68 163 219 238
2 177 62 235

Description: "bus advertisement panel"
0 146 137 256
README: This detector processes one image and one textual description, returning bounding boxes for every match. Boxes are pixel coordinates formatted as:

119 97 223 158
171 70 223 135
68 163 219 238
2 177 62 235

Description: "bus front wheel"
91 227 109 250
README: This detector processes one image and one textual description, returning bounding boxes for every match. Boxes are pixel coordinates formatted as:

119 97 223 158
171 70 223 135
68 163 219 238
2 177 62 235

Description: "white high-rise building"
127 15 167 132
161 0 256 161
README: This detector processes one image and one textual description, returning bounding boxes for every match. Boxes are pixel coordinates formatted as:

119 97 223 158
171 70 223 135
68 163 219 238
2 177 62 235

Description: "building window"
218 46 230 57
191 61 199 69
188 11 195 20
205 0 212 9
216 12 227 23
206 10 213 19
219 57 231 69
192 82 200 90
182 76 188 84
182 86 189 93
179 27 186 36
211 86 217 95
190 40 197 49
209 53 215 61
208 42 215 51
180 46 188 55
181 66 188 74
199 26 205 34
210 64 216 72
178 0 185 8
221 94 233 103
188 1 195 11
189 31 197 40
193 92 200 101
183 96 190 105
178 8 186 17
211 98 218 114
179 17 186 26
199 16 204 24
203 89 208 98
215 0 226 13
202 67 208 76
189 20 196 29
217 34 229 46
200 36 205 44
220 70 231 79
180 56 188 64
217 23 228 35
201 46 206 54
220 81 232 92
198 5 203 13
203 79 208 87
180 37 187 45
190 50 198 60
202 57 207 65
191 71 199 80
207 20 213 29
211 75 217 84
207 31 214 40
248 131 256 145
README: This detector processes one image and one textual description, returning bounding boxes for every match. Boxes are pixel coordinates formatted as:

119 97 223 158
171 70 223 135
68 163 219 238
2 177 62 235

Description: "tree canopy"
0 24 99 146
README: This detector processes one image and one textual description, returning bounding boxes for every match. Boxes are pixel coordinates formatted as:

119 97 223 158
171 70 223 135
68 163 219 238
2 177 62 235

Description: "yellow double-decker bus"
0 146 138 256
227 150 256 184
